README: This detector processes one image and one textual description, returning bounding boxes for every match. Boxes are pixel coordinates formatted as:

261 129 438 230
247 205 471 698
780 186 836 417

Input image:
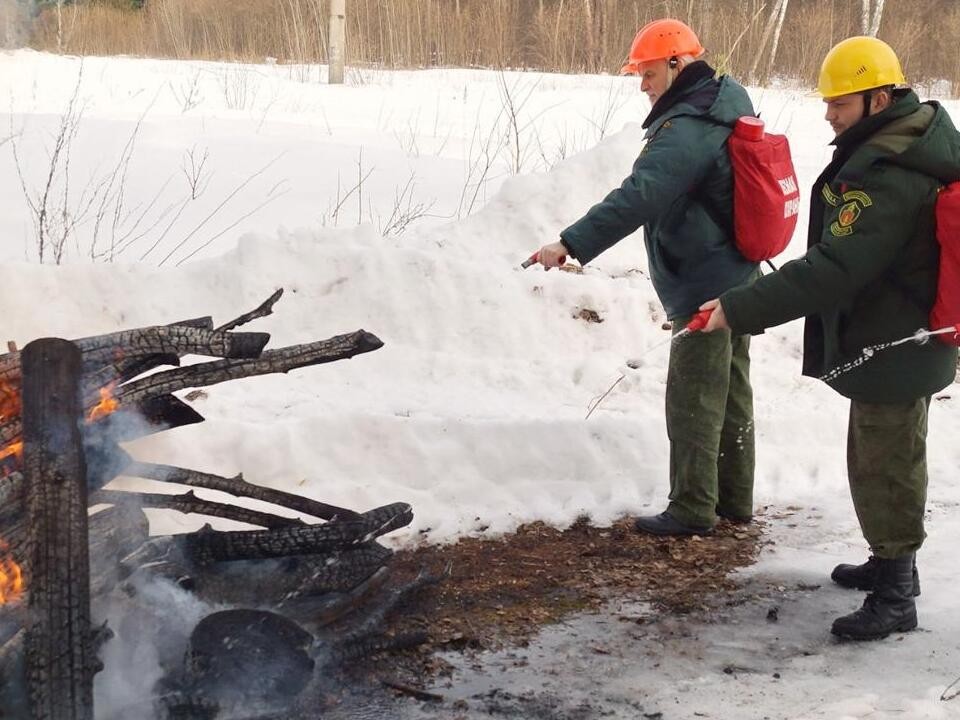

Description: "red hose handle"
521 250 567 269
685 308 714 332
521 251 540 269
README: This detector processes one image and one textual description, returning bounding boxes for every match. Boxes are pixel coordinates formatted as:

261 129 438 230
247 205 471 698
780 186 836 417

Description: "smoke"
85 394 201 719
94 575 216 720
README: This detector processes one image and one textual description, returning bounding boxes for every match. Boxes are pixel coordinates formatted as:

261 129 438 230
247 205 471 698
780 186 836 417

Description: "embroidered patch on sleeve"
830 190 872 237
841 189 873 207
821 184 840 207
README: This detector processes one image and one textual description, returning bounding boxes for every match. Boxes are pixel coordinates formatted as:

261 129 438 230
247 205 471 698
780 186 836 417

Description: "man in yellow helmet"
700 37 960 640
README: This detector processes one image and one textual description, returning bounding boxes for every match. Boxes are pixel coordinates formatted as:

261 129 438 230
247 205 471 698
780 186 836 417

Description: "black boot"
633 512 712 537
831 555 921 596
831 555 918 641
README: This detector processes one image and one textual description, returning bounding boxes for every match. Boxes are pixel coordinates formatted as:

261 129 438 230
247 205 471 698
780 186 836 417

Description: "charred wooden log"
0 629 27 718
88 504 151 599
22 338 94 720
0 481 152 600
178 502 412 564
157 608 315 718
0 288 280 387
215 288 284 333
1 326 268 390
124 462 360 522
116 331 383 405
93 489 304 530
0 294 430 715
328 565 444 665
85 315 213 390
125 394 205 434
156 563 441 719
0 471 23 514
179 543 394 611
276 564 392 625
89 290 280 390
0 330 383 447
75 325 270 370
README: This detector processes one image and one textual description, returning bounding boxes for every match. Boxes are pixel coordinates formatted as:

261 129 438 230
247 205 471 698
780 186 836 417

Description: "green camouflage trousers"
847 397 930 559
664 313 755 528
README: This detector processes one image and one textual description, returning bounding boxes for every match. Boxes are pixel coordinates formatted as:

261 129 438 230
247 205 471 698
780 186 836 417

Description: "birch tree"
766 0 790 78
861 0 885 37
749 0 788 83
328 0 345 84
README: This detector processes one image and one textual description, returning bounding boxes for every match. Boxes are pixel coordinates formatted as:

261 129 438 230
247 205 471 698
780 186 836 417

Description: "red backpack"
931 182 960 345
727 117 801 262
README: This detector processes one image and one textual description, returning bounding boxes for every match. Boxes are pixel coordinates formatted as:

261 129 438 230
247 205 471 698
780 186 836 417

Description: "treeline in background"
1 0 958 92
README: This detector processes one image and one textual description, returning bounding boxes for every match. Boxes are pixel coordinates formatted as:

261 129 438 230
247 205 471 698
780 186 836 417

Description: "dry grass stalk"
17 0 960 93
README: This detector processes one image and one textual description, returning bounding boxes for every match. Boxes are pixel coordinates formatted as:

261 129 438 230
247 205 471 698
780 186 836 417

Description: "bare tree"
329 0 345 84
767 0 790 79
869 0 885 37
749 0 787 83
861 0 885 37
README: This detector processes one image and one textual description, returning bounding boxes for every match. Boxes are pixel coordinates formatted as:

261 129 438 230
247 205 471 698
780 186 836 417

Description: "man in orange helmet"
700 37 960 639
536 19 760 536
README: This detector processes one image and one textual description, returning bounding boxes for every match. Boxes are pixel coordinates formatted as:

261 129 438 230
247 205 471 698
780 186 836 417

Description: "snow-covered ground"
1 49 959 719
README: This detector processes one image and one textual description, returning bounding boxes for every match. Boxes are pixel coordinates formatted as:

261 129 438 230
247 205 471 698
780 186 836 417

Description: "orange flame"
0 380 120 476
0 440 22 465
0 540 23 604
86 382 119 422
0 381 20 424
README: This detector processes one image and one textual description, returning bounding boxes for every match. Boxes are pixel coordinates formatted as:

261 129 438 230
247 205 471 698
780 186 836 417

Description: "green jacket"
722 91 960 403
560 64 758 320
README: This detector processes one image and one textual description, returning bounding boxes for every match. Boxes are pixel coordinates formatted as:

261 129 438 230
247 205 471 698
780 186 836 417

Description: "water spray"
819 324 960 383
586 308 715 419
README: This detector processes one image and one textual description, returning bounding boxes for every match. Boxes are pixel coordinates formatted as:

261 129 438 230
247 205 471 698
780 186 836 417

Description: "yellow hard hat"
817 36 906 99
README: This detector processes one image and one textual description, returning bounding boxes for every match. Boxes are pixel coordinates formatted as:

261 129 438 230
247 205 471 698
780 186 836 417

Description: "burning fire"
0 375 122 603
0 381 120 478
0 381 20 423
0 440 23 466
0 540 23 604
86 382 119 422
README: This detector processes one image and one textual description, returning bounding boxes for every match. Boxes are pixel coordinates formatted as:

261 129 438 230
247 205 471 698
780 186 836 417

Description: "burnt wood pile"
0 290 435 719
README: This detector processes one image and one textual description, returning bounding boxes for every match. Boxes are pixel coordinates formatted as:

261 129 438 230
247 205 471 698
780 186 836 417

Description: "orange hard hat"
620 19 704 75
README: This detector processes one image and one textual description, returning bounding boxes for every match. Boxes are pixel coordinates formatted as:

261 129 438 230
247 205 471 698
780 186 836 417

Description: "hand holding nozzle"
695 299 730 332
521 251 540 269
522 242 567 270
685 308 714 332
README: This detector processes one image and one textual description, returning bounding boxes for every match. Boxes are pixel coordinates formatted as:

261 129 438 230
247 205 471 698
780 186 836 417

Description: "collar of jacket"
641 60 717 132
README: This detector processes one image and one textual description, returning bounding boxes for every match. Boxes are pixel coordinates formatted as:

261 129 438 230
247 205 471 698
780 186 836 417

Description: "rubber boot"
831 555 918 641
831 555 920 597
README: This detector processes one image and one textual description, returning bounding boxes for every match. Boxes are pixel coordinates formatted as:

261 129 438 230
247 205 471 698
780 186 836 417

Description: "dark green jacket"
722 91 960 403
560 65 758 320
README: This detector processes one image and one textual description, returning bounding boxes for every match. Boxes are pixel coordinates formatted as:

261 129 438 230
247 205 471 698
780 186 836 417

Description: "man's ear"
872 88 893 113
